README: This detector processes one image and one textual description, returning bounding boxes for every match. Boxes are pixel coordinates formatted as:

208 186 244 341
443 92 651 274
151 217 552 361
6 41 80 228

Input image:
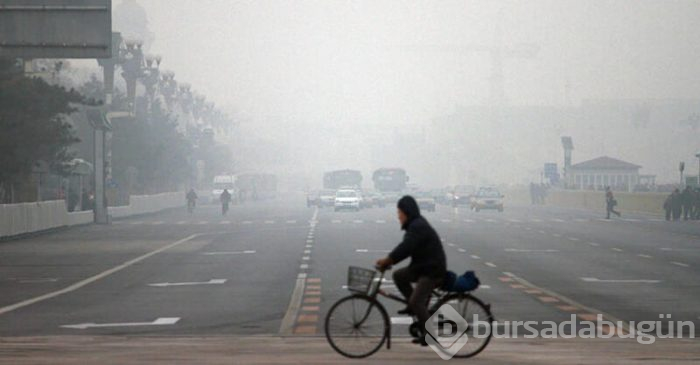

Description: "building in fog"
566 156 654 192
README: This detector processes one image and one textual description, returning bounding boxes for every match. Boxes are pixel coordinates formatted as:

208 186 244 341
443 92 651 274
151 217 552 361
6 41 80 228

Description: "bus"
372 168 409 192
323 169 362 190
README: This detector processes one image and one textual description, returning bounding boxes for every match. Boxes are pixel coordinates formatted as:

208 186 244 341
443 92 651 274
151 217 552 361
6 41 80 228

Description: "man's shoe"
397 307 413 315
412 336 429 346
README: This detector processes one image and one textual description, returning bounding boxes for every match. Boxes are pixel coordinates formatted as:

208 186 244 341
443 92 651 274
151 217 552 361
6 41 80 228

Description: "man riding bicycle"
220 189 232 216
376 195 446 346
186 189 198 213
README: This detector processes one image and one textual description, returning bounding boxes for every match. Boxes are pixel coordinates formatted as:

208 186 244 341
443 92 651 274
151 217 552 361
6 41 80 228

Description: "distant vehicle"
470 187 504 212
306 190 319 207
324 170 362 190
414 191 436 212
212 175 237 204
360 190 382 208
452 185 475 206
372 168 408 193
334 189 361 212
318 189 337 207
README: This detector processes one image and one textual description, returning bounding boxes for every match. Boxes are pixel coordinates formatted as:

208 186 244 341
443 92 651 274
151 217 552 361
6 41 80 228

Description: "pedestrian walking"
605 187 621 219
681 186 693 220
664 192 673 221
670 188 682 221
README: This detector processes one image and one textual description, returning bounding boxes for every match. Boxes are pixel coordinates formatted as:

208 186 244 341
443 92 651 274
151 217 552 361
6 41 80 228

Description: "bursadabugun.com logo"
425 305 695 360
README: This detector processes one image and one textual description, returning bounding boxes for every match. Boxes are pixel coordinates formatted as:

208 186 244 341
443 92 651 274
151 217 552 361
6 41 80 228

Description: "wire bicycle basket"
346 266 377 294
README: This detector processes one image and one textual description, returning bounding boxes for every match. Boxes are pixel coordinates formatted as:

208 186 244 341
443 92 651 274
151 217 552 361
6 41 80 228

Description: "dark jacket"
389 196 447 279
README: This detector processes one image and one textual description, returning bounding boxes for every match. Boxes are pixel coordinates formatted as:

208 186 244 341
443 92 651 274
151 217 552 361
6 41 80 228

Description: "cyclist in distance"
186 188 198 213
220 189 232 216
375 195 447 346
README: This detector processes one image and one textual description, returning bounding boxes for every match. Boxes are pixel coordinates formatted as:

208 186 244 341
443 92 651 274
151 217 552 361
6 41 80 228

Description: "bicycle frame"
352 269 450 350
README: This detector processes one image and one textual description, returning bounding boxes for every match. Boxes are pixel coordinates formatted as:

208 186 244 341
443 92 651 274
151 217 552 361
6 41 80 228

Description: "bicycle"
325 266 495 359
187 200 196 214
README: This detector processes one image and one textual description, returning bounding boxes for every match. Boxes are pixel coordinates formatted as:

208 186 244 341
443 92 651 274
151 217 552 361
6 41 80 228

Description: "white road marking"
130 221 144 225
303 250 311 254
281 269 308 334
18 278 59 283
152 221 165 225
508 219 521 223
0 234 201 316
355 249 390 253
470 255 481 259
612 248 623 252
353 220 363 224
574 218 589 222
567 237 580 242
530 218 543 222
286 220 297 224
638 254 652 259
148 279 227 287
241 221 252 224
552 233 562 238
202 250 255 255
538 230 546 234
376 220 386 224
305 245 312 248
197 221 208 225
671 261 690 268
219 221 230 225
485 262 497 268
300 264 309 269
440 219 451 223
457 248 466 253
391 317 414 325
306 239 313 243
504 249 559 253
581 277 660 284
484 219 497 223
447 243 455 247
463 219 475 223
551 219 565 223
480 285 491 289
302 256 310 261
265 220 275 224
588 242 600 247
176 221 186 225
332 220 342 224
623 218 641 222
504 271 630 333
62 317 180 330
659 248 700 252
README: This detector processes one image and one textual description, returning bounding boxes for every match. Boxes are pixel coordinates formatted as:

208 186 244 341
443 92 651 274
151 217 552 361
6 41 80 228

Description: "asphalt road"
0 193 698 357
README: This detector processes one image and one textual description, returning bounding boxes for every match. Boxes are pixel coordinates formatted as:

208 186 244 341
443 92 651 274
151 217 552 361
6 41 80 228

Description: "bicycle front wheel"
324 294 389 358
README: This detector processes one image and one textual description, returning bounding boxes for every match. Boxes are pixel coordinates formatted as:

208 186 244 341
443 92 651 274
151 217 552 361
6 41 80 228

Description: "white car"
334 189 361 212
470 188 504 212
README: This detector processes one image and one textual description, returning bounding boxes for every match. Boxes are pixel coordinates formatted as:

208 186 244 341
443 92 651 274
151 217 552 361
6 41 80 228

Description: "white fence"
1 192 183 239
108 192 183 218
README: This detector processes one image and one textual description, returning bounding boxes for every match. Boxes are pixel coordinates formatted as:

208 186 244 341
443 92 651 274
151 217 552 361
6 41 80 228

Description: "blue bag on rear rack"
443 270 480 292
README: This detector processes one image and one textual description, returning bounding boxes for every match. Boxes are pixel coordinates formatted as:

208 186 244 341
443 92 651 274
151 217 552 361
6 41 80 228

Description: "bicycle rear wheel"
430 293 494 359
324 294 389 358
